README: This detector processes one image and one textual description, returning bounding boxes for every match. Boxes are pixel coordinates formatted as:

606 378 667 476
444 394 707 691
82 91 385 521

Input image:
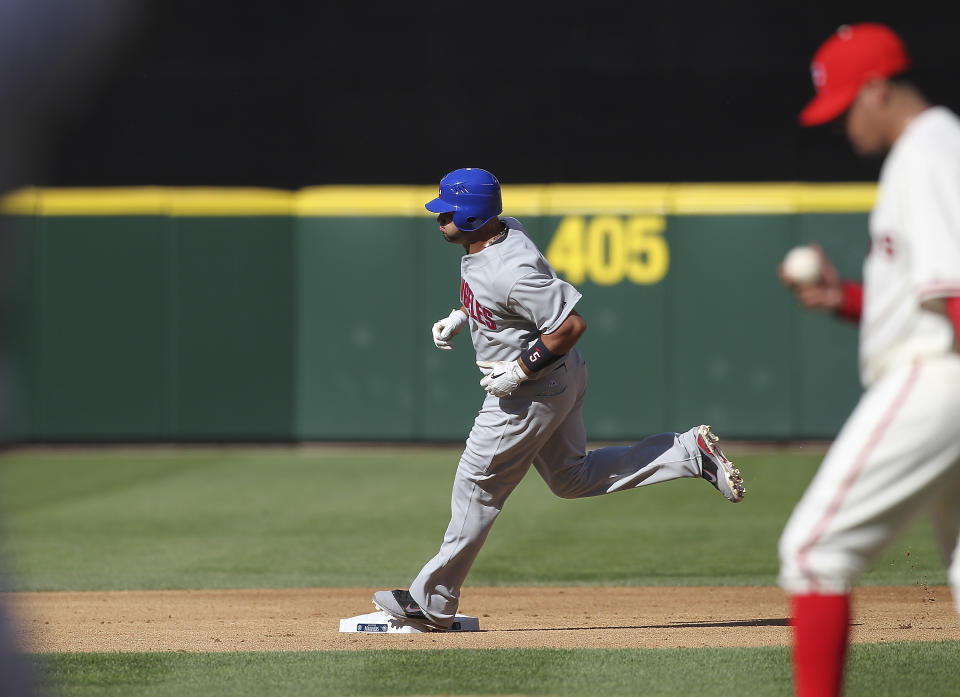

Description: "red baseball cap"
799 23 911 127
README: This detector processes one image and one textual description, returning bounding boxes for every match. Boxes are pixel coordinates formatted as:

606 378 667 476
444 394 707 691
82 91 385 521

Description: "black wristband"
519 337 562 374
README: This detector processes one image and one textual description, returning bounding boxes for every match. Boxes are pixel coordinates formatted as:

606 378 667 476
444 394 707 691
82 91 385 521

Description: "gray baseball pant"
409 350 705 627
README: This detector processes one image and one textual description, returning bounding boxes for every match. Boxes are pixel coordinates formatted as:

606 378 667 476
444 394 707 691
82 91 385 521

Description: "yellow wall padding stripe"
296 186 439 216
0 184 876 217
0 187 297 216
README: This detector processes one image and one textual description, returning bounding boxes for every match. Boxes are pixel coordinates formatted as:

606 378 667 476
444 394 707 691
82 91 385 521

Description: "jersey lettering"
879 234 896 258
869 233 897 259
479 306 496 330
460 279 497 330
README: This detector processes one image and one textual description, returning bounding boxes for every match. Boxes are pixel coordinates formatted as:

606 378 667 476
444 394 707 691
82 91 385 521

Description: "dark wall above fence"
36 1 960 188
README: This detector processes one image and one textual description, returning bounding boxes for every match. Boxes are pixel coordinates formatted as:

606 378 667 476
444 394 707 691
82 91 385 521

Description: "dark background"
34 0 960 188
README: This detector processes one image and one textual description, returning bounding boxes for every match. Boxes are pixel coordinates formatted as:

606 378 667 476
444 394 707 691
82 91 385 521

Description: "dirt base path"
5 586 957 652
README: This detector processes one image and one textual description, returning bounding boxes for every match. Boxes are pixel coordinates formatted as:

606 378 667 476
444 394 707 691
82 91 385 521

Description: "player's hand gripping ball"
477 360 528 398
781 245 823 285
432 308 468 350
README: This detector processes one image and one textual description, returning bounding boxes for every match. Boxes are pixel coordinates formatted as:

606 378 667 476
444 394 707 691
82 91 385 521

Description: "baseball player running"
372 167 745 630
778 24 960 697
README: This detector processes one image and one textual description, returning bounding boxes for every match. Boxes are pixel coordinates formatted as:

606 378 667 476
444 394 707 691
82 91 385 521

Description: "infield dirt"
6 585 957 652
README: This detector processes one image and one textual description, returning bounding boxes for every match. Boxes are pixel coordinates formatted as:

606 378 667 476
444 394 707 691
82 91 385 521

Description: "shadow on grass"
493 617 790 631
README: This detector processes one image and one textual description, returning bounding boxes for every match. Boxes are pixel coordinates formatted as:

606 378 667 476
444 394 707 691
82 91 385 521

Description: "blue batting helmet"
425 168 502 232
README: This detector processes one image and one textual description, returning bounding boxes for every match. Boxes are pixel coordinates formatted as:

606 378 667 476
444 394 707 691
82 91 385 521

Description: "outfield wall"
0 185 872 442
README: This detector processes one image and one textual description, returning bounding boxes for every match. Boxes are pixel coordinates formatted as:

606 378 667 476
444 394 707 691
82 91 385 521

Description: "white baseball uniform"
409 217 715 628
779 106 960 608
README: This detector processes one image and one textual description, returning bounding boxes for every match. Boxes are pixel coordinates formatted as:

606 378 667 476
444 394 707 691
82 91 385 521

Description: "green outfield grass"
29 643 960 697
0 446 945 590
0 445 954 697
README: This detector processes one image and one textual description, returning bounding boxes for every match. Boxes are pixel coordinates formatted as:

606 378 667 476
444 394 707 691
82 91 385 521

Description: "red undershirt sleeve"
834 281 863 322
946 296 960 340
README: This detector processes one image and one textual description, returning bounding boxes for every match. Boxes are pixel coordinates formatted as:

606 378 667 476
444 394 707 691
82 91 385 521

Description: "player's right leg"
380 361 584 629
403 415 535 628
779 356 960 594
779 355 960 697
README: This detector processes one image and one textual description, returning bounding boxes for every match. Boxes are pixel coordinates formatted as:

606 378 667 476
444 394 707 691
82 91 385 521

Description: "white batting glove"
431 309 469 350
477 360 528 398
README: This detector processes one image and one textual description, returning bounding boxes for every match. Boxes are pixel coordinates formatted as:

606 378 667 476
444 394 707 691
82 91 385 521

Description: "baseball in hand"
781 245 822 285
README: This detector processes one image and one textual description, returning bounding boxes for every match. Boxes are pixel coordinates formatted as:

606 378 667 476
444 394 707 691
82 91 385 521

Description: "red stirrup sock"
791 593 851 697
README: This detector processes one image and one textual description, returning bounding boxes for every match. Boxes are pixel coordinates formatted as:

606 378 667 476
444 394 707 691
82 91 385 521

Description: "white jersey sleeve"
507 272 582 335
899 132 960 300
859 106 960 385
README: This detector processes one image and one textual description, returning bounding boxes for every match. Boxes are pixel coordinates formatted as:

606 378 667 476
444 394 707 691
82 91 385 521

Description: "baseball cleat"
696 425 745 503
372 589 447 631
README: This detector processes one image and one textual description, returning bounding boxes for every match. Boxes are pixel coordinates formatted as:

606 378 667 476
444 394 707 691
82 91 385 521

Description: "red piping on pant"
796 359 922 589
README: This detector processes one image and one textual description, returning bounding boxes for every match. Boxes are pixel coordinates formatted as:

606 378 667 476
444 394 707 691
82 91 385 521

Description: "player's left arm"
477 312 586 396
477 274 584 397
522 310 586 374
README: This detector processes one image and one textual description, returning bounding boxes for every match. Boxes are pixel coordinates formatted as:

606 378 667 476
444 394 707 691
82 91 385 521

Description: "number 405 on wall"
545 215 669 286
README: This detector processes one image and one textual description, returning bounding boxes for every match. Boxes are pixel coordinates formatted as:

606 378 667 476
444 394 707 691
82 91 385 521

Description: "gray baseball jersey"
460 217 582 366
405 216 725 628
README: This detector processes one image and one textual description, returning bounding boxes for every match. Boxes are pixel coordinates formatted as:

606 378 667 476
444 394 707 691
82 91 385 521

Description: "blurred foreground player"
778 23 960 697
0 2 141 694
371 167 745 630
